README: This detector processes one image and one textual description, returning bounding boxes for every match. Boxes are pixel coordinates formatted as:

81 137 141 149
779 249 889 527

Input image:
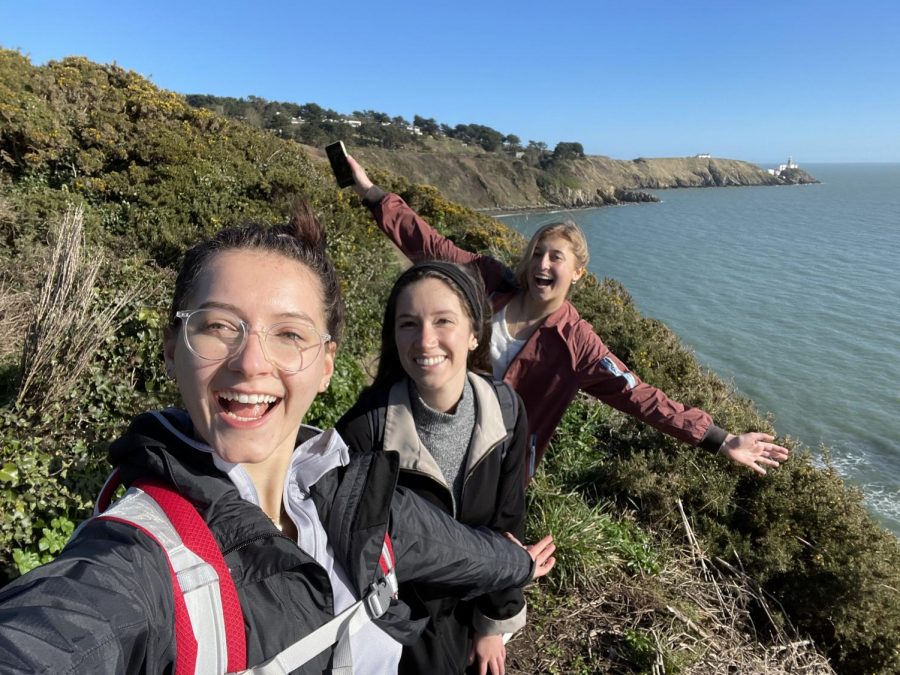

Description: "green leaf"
0 462 18 484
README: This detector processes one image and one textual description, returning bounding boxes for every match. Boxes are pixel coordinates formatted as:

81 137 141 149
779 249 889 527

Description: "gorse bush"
0 48 898 672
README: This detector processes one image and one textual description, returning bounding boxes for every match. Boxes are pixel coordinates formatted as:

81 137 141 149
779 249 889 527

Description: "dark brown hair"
372 261 492 388
169 199 345 344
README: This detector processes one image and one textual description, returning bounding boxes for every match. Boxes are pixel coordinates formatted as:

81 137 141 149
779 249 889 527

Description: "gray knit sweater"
408 378 476 511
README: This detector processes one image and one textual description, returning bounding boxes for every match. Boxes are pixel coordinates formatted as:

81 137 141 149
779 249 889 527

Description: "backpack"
91 469 398 675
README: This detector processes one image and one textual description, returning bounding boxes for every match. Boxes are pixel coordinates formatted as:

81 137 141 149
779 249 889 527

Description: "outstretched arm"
574 324 790 475
345 154 518 295
389 486 553 596
0 519 175 673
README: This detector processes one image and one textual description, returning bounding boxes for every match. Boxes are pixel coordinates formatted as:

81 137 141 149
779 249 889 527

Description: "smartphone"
325 141 355 188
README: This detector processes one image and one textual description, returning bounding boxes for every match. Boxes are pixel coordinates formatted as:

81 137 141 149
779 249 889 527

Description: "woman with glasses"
0 201 555 674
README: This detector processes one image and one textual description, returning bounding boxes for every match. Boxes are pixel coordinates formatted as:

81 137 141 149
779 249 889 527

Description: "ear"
572 267 586 283
318 341 337 393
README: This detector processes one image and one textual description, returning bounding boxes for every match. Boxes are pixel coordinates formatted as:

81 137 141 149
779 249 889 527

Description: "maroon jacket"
364 189 727 468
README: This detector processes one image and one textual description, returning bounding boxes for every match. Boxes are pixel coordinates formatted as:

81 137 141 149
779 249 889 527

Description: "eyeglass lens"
182 309 323 372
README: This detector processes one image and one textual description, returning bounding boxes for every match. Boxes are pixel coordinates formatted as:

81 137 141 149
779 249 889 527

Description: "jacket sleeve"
472 393 529 636
364 188 517 296
0 518 176 674
573 322 727 451
388 486 533 601
334 391 379 455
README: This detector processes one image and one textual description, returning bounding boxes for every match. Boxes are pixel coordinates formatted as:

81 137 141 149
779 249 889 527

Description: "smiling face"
394 277 478 412
525 234 585 307
164 249 334 468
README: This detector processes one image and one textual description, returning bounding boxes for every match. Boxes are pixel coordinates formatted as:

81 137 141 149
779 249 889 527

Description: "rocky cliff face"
347 148 817 210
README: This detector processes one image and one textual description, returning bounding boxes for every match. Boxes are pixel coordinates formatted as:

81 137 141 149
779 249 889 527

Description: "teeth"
219 391 278 404
224 411 264 422
416 356 446 367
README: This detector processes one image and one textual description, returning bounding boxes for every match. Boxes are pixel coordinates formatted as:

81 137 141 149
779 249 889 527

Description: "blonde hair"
514 220 589 291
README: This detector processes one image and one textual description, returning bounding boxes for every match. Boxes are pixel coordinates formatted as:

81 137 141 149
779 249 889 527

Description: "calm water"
501 164 900 535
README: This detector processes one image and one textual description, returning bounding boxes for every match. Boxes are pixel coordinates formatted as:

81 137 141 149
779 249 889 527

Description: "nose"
227 331 274 376
416 323 437 348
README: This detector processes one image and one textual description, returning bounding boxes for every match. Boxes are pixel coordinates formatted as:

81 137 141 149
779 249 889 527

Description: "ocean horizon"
500 162 900 535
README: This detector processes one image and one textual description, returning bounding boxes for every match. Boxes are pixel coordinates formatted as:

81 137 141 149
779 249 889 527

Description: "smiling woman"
165 249 334 476
394 276 479 412
0 201 555 674
337 261 533 675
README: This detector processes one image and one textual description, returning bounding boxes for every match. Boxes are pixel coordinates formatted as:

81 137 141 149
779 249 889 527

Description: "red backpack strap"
96 490 200 674
93 468 123 515
134 479 248 673
378 532 396 577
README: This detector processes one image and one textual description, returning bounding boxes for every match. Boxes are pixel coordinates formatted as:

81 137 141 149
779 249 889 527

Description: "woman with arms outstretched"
344 156 789 480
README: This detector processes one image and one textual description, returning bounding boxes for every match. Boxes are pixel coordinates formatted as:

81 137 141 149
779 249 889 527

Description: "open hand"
719 432 790 475
506 533 556 580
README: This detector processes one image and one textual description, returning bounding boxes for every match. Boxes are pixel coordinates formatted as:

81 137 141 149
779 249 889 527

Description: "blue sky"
2 1 898 163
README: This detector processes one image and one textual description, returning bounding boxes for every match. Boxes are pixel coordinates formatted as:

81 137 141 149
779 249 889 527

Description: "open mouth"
217 391 280 422
533 276 553 288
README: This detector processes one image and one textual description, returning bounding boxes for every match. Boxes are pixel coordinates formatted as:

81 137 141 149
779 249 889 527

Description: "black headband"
408 261 484 334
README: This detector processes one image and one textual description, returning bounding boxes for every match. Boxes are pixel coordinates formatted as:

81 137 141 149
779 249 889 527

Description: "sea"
499 163 900 536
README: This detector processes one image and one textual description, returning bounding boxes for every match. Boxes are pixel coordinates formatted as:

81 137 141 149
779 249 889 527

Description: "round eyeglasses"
176 309 331 373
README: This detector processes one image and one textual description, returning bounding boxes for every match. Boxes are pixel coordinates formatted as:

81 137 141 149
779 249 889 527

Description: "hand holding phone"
325 141 355 188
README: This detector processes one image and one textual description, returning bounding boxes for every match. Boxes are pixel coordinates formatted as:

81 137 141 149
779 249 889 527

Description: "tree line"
184 94 584 166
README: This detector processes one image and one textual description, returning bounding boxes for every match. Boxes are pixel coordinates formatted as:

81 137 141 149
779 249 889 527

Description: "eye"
397 319 417 330
198 318 240 336
272 324 317 348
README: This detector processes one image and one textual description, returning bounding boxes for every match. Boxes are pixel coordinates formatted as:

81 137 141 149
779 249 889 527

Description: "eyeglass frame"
174 308 332 373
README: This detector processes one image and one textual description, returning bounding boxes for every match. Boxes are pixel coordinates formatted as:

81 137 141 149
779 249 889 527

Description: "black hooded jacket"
0 409 534 674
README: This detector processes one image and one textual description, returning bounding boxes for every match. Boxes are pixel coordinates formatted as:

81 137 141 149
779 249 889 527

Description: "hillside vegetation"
184 93 818 211
0 50 897 673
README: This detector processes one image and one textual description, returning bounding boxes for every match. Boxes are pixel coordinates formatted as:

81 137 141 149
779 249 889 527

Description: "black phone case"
326 142 355 188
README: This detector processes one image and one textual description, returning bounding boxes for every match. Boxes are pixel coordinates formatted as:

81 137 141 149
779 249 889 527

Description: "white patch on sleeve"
599 357 637 390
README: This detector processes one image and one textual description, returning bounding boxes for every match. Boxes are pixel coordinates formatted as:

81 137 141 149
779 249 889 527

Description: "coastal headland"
345 147 819 211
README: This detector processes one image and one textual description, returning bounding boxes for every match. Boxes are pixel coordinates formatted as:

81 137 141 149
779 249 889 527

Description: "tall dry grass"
16 206 136 410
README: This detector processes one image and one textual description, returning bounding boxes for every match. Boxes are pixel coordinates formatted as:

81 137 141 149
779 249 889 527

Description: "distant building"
694 153 711 158
767 156 799 176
